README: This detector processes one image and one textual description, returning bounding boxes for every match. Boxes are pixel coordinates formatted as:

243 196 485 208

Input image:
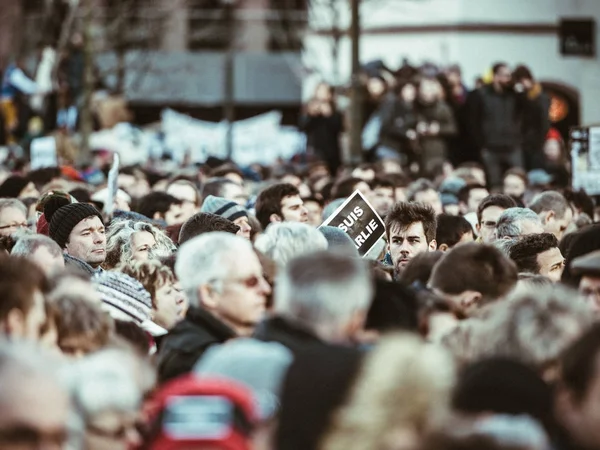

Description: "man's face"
154 280 186 330
0 207 27 237
209 249 271 330
280 195 308 224
414 189 443 215
222 183 247 206
64 216 106 267
494 65 512 89
167 184 199 222
580 276 600 313
372 187 395 217
536 247 565 282
0 373 69 450
233 216 252 240
542 208 573 241
130 231 156 262
387 221 436 273
164 203 184 226
304 201 323 227
503 175 526 198
468 188 489 214
30 247 64 276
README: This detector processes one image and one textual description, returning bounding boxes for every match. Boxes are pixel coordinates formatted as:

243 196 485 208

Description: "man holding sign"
385 202 438 277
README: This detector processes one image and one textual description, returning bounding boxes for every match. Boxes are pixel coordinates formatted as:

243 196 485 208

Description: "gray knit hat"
49 203 104 248
200 195 248 222
319 226 359 257
93 271 152 324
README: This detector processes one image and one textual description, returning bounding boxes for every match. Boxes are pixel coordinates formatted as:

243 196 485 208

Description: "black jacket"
157 306 237 383
470 84 525 150
253 316 325 355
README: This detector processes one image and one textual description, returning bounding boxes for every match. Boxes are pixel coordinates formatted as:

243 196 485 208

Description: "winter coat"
415 100 457 175
470 84 525 150
157 306 236 383
299 109 343 173
253 316 325 355
378 93 418 155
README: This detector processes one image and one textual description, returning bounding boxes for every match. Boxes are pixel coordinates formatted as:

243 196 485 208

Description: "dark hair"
179 212 240 245
430 243 518 304
508 233 559 275
365 280 419 333
255 183 300 230
562 223 600 286
69 188 92 204
561 323 600 402
385 202 437 243
477 194 518 224
407 178 436 202
0 256 49 323
529 191 569 218
114 319 150 356
513 64 533 81
137 192 182 221
452 357 555 435
370 176 395 191
504 168 528 186
383 172 411 188
201 178 239 200
399 251 444 287
210 163 244 180
302 196 324 208
332 177 366 199
435 214 473 249
564 187 595 219
457 184 487 205
492 62 509 75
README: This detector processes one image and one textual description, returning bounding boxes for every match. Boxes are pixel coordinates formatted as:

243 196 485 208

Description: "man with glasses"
158 232 271 383
476 194 518 243
0 199 28 237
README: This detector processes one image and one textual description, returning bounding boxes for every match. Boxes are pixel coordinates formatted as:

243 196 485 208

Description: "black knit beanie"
49 203 104 248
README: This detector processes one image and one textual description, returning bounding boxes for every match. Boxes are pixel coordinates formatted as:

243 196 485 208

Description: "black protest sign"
320 190 385 257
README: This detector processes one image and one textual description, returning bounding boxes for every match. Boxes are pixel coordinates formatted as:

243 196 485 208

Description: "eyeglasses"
0 222 28 231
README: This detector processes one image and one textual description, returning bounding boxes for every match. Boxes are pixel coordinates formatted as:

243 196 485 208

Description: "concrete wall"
305 0 600 124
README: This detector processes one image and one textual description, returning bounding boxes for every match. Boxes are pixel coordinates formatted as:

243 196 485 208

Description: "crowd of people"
301 61 564 191
0 51 600 450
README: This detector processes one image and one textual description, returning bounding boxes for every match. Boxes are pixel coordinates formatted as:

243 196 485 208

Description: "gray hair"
11 234 62 257
254 222 328 267
275 251 373 340
496 207 542 239
529 191 570 218
175 232 254 306
493 237 518 257
105 219 176 269
0 198 27 215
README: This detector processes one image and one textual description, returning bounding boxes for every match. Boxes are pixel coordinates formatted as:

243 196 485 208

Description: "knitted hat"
319 226 359 257
48 203 103 248
201 195 248 222
93 271 152 324
0 175 29 198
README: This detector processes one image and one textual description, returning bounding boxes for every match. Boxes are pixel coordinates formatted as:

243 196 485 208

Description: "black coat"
253 316 325 355
157 306 237 383
299 110 343 173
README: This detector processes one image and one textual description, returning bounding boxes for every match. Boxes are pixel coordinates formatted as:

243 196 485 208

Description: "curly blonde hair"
104 219 176 269
320 334 455 450
119 260 176 308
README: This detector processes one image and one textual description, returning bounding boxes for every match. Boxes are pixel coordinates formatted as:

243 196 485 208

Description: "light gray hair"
11 234 62 257
0 198 27 215
105 219 176 269
496 207 542 239
254 222 328 267
493 237 519 257
528 191 570 218
275 251 373 340
175 232 254 306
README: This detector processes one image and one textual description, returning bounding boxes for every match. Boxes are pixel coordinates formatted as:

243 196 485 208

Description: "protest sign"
320 190 386 257
30 136 58 170
570 126 600 195
104 153 120 217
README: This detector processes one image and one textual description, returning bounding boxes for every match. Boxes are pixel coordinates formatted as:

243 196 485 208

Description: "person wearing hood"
414 77 457 178
47 202 106 275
